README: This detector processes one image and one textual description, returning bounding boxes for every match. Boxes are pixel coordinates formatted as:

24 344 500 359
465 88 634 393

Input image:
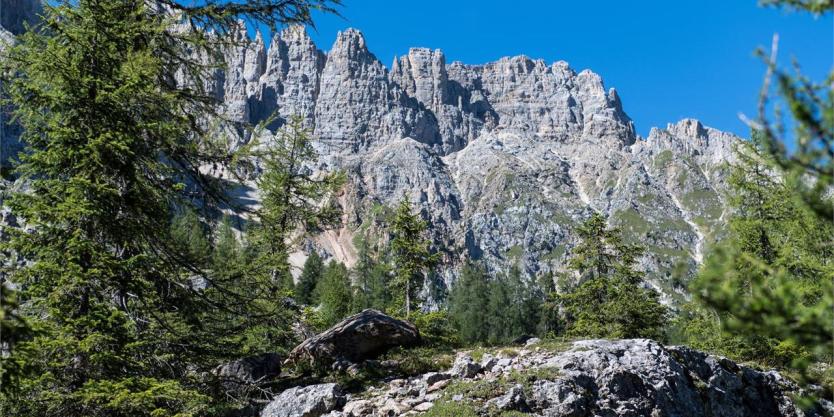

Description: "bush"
411 310 460 347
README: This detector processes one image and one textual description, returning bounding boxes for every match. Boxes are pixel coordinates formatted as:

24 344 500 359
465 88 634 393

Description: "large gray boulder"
285 309 420 369
215 352 282 387
260 383 344 417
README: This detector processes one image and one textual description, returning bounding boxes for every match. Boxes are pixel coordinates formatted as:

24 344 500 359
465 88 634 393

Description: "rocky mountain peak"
0 11 746 301
669 118 708 140
328 28 373 64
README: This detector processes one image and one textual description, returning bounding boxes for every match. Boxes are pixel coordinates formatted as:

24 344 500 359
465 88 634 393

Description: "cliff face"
215 26 737 300
1 0 42 171
0 6 740 299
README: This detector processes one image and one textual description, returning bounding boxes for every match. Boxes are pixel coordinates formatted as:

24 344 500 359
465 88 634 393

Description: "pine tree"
560 213 667 339
212 215 244 274
0 1 339 415
317 261 353 327
537 272 562 337
352 237 391 311
687 0 833 384
505 265 540 340
171 207 212 267
448 263 491 344
296 251 324 305
389 196 437 319
486 274 512 345
0 284 29 393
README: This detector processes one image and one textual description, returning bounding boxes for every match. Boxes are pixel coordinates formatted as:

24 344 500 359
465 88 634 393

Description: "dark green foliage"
759 0 833 14
245 116 345 292
689 139 833 370
0 0 338 415
536 272 562 337
389 197 437 318
352 238 392 312
449 263 541 345
212 215 244 274
504 265 541 342
0 284 30 393
171 208 212 267
560 213 668 339
296 251 324 305
411 310 459 347
317 262 353 327
448 263 491 344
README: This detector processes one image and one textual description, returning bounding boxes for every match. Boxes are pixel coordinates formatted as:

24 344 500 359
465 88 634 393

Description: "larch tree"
244 115 345 292
389 196 437 319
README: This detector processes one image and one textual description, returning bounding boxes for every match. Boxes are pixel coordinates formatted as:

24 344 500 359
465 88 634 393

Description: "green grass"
541 245 566 262
422 401 479 417
653 150 674 169
503 245 524 260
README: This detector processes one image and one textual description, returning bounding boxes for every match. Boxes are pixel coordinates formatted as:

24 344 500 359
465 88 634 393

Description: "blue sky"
289 0 831 138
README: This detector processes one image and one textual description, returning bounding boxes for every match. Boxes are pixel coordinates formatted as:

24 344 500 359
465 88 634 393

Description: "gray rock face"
260 383 345 417
1 0 42 171
205 26 739 302
285 309 420 368
1 0 40 36
449 353 481 379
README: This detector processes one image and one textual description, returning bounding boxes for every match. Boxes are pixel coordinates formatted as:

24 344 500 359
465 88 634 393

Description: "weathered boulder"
285 309 420 368
260 383 345 417
449 353 481 378
215 352 282 387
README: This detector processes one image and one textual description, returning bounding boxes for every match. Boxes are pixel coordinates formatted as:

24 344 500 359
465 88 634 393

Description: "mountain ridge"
208 25 740 302
0 14 743 302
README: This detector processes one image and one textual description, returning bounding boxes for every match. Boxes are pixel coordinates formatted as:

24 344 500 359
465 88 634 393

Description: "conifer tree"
296 251 324 305
389 196 437 319
0 1 339 415
560 213 667 339
505 265 540 340
212 215 244 274
448 263 491 344
171 207 212 267
245 116 345 291
691 138 834 368
317 261 353 326
352 237 391 311
486 274 512 345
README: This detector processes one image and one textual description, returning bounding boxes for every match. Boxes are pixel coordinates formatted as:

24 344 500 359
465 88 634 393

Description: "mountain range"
1 3 743 303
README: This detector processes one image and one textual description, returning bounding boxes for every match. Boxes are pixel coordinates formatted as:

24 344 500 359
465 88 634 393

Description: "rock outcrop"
260 383 345 417
268 339 829 417
285 309 420 369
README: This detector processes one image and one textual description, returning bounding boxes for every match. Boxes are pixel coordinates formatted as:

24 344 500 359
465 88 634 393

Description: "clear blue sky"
291 0 832 138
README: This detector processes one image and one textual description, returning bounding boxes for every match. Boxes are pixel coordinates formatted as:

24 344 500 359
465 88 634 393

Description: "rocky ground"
261 338 830 417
